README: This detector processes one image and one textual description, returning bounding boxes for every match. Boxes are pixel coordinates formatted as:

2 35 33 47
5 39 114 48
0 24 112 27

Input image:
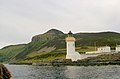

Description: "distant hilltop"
0 29 120 62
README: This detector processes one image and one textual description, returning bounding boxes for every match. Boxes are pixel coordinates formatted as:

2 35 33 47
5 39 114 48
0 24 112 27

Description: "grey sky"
0 0 120 48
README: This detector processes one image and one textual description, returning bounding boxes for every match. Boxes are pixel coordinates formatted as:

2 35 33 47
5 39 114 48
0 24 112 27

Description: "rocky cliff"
32 29 64 42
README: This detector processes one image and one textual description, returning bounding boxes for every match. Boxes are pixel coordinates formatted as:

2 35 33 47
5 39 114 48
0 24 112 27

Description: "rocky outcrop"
32 29 64 42
38 46 56 53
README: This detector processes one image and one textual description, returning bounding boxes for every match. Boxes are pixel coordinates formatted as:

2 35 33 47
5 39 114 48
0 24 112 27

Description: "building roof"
116 45 120 47
68 31 73 35
98 46 110 48
65 37 76 42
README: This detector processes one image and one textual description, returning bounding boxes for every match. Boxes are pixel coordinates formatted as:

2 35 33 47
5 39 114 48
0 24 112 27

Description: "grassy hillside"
0 44 25 62
0 29 120 63
75 32 120 46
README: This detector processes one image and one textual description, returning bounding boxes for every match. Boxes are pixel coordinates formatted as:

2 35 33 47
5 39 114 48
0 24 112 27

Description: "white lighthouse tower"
65 31 81 61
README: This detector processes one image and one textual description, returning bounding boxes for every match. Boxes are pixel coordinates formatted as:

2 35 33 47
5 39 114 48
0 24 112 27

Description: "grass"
76 46 95 53
27 52 46 57
24 46 95 62
25 52 65 61
0 45 25 62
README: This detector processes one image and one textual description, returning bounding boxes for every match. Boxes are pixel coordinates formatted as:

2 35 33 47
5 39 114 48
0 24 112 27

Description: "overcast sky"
0 0 120 48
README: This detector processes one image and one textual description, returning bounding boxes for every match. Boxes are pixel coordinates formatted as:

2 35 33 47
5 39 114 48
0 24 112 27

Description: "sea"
5 64 120 79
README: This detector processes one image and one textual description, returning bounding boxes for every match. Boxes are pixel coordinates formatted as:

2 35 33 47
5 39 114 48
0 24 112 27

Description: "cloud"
0 0 120 48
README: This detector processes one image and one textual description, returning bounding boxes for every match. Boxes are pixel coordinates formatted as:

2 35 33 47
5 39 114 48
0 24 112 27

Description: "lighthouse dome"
65 37 76 42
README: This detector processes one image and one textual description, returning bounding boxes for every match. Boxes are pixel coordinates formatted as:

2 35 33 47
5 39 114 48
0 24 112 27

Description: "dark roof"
68 31 73 35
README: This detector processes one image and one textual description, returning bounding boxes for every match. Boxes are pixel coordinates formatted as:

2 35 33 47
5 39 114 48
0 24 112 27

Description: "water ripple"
5 64 120 79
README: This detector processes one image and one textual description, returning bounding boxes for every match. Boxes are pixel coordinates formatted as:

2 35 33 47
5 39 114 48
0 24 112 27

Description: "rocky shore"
9 60 120 66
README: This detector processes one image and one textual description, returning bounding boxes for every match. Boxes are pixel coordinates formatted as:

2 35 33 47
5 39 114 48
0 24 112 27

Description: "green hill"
0 29 120 62
0 44 25 62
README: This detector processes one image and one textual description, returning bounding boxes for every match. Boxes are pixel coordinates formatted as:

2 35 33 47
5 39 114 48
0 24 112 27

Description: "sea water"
5 64 120 79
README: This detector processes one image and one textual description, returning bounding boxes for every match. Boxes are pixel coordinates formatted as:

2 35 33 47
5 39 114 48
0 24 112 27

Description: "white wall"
116 46 120 52
67 42 75 54
66 42 81 61
97 46 111 53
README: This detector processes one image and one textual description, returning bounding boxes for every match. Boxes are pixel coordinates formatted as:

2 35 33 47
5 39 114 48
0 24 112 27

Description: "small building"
97 46 111 53
86 46 111 54
116 45 120 53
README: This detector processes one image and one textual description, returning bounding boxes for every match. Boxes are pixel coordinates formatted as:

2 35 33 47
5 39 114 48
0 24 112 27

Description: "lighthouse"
65 31 81 61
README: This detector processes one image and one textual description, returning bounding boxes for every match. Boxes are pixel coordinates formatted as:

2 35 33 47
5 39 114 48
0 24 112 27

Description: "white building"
97 46 111 53
86 46 111 54
116 45 120 52
65 31 81 61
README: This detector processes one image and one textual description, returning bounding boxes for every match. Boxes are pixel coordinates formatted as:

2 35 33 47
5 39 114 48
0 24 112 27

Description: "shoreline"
9 60 120 66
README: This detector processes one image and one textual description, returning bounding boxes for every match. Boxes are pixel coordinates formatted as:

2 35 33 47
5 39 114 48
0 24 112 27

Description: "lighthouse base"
66 52 81 61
